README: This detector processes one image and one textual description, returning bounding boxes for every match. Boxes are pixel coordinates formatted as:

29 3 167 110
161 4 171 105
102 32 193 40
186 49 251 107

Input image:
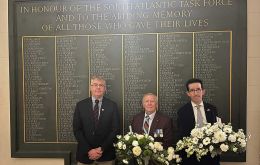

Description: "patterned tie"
143 115 150 134
196 105 203 127
93 99 99 128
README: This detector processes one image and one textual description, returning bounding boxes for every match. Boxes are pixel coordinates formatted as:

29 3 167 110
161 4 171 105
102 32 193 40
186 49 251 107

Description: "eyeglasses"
91 83 105 88
188 88 202 93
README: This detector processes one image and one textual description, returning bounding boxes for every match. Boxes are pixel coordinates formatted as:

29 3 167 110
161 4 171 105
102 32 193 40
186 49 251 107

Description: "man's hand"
88 147 103 160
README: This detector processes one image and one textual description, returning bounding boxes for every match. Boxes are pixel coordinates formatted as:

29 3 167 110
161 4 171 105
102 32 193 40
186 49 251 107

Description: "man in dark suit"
131 93 173 148
177 78 220 165
73 76 120 165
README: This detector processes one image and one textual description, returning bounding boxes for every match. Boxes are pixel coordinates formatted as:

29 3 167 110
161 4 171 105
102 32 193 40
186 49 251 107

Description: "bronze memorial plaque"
9 0 247 164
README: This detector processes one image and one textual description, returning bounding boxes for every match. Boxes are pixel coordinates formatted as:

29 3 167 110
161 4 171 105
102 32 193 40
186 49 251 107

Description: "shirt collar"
92 96 103 103
191 101 204 108
145 111 156 120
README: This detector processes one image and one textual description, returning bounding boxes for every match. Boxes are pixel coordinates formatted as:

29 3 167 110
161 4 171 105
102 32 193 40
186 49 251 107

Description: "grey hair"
90 75 106 86
142 93 158 104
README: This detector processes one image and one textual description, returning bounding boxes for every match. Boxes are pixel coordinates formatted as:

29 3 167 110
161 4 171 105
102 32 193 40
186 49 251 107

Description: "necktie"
93 99 99 128
143 115 150 134
196 105 203 127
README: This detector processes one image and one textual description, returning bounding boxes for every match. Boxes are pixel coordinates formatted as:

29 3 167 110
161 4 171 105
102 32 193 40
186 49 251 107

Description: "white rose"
214 130 227 142
192 137 199 144
228 134 237 142
237 138 242 142
176 157 182 163
132 140 139 147
191 128 204 139
132 146 142 156
185 147 194 155
124 134 130 141
137 134 144 140
176 140 184 149
233 147 238 152
123 159 129 164
154 142 163 151
223 125 232 133
220 143 229 152
117 135 122 139
202 137 211 146
149 136 154 141
240 139 247 148
117 141 123 149
205 128 213 136
212 138 219 144
211 124 220 132
167 147 174 155
238 129 246 139
174 154 180 159
166 154 173 161
123 144 126 150
149 142 154 149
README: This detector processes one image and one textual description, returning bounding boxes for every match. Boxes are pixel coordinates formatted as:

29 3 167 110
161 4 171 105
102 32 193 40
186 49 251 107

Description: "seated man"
131 93 174 148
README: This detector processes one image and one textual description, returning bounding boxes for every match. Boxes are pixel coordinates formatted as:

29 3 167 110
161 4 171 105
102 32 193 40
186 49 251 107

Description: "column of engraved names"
89 35 122 109
158 33 192 119
194 32 230 121
23 37 56 142
56 36 89 142
124 34 157 128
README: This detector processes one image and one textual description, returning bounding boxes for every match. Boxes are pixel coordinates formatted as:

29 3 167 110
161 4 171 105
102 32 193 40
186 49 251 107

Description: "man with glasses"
177 78 220 165
73 76 120 165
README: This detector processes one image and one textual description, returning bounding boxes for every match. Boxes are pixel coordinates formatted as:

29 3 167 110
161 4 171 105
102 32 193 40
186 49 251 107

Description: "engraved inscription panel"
23 37 56 142
123 34 157 128
195 32 231 122
158 33 193 118
56 36 89 142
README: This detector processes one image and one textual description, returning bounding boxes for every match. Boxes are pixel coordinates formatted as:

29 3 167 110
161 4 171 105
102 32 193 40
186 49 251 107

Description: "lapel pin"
207 109 211 111
102 109 104 111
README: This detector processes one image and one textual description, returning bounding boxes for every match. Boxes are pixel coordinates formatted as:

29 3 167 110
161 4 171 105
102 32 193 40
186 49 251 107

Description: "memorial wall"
9 0 247 164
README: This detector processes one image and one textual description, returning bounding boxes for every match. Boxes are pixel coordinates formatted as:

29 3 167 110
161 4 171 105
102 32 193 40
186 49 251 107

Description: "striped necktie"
93 99 99 128
143 115 150 134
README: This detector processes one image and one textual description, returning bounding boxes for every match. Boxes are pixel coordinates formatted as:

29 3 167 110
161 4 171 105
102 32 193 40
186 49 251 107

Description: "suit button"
92 132 95 135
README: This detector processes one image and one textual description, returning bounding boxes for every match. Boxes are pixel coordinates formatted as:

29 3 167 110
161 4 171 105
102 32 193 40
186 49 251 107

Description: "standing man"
131 93 174 148
73 76 120 165
177 78 220 165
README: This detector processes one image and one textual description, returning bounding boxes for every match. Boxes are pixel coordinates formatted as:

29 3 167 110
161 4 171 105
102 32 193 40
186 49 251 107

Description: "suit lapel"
187 103 196 127
87 98 95 125
150 113 160 135
99 97 107 122
139 113 145 133
204 103 214 123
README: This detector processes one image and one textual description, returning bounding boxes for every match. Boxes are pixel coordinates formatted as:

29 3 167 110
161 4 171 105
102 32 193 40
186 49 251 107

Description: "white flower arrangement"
176 122 247 161
115 132 181 165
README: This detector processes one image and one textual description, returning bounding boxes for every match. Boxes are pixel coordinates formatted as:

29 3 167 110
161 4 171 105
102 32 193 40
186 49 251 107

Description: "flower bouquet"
115 132 181 165
176 122 247 161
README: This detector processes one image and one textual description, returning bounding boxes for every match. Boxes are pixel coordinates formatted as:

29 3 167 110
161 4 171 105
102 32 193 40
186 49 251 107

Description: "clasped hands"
88 147 103 160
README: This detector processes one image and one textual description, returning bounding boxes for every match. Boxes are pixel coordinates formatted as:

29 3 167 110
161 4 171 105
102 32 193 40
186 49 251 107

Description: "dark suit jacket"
73 97 120 164
177 101 220 165
131 111 174 148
